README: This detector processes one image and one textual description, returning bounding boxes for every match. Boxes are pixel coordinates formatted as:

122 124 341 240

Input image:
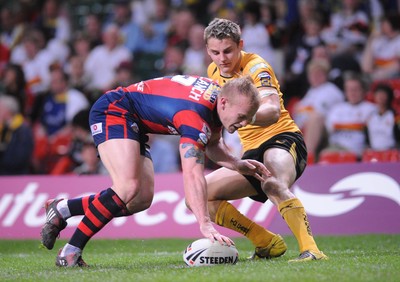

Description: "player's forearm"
251 103 280 127
182 171 211 225
206 141 239 171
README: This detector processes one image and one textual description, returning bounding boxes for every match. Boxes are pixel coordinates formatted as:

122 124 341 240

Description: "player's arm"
250 86 281 127
206 130 270 181
179 142 233 245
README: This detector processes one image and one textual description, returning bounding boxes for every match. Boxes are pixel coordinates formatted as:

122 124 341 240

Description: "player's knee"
262 177 286 198
125 193 153 214
114 179 141 203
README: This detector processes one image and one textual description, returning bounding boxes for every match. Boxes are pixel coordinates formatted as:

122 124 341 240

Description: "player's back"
119 75 221 134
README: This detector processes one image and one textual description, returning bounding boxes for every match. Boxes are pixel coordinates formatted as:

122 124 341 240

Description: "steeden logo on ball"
183 238 239 267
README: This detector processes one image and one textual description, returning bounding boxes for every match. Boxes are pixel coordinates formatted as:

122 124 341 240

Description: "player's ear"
220 96 227 110
238 39 244 50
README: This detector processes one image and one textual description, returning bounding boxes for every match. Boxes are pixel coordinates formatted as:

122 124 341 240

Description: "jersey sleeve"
173 110 214 151
244 55 278 90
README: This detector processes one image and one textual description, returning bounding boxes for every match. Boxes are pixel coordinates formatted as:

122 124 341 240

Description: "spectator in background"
82 13 103 50
323 71 377 158
0 6 27 61
84 24 132 97
30 67 89 137
32 0 71 66
69 31 92 62
136 0 170 55
30 67 89 173
104 0 142 55
182 23 208 76
241 1 276 70
111 61 137 89
73 141 108 175
148 134 180 173
10 28 54 96
167 8 196 50
131 0 171 81
311 43 361 90
65 55 92 104
259 1 286 50
49 109 105 175
0 95 34 175
366 83 400 151
283 13 326 100
160 45 185 76
293 59 344 160
0 63 29 115
361 12 400 82
69 109 107 176
321 0 370 61
33 0 71 44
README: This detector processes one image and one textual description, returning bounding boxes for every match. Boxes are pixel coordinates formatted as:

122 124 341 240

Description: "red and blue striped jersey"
102 75 222 150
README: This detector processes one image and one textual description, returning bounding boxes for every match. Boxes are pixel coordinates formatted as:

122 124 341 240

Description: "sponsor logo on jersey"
131 122 139 133
203 84 219 103
258 72 272 87
189 78 212 101
90 123 102 135
202 123 211 140
136 81 144 91
198 133 208 145
168 125 178 135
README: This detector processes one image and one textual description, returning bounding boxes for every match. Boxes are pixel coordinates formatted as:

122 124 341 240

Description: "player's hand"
235 159 271 182
200 222 234 246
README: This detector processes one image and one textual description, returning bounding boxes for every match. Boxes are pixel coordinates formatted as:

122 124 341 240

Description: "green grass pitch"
0 234 399 282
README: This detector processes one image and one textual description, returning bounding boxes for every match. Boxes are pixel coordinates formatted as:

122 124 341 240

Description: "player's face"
206 38 243 76
219 95 255 134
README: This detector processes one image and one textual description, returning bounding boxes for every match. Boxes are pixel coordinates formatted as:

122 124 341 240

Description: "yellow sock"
215 200 275 247
278 198 319 253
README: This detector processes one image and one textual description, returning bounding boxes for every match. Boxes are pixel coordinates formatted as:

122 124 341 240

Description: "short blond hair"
204 18 241 44
221 76 260 109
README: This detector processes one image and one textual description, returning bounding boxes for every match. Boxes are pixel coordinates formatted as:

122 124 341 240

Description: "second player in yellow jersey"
204 18 328 262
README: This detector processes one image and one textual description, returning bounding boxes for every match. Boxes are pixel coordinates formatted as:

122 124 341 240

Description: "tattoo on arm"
182 143 205 164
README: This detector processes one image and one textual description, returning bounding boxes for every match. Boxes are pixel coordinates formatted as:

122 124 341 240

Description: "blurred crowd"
1 0 400 176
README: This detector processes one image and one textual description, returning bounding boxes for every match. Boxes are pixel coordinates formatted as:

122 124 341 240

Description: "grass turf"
0 234 399 282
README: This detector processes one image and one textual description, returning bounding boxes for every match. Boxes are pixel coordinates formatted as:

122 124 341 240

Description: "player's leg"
56 139 149 267
262 147 327 262
41 156 154 250
61 155 154 216
206 168 287 258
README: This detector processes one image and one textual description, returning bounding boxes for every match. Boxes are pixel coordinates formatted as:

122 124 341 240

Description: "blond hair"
221 76 260 109
204 18 241 44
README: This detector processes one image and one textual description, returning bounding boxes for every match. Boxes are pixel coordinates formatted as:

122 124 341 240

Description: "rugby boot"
40 199 67 250
288 250 328 263
248 234 287 260
55 248 88 267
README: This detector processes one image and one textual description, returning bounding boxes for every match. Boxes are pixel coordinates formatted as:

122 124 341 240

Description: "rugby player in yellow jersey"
204 18 328 262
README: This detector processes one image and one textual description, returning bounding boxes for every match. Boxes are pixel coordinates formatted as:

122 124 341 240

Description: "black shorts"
242 131 307 203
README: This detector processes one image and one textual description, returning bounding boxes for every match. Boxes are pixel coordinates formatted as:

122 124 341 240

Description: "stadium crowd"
1 0 400 175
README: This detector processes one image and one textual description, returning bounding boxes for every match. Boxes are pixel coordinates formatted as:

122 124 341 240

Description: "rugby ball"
183 238 239 267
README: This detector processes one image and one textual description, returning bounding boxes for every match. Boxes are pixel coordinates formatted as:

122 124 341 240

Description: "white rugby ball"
183 238 239 267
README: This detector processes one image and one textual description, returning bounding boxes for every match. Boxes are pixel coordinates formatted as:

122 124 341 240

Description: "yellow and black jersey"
207 51 300 152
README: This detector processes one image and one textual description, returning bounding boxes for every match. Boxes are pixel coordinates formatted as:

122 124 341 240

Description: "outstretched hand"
200 222 234 246
235 159 271 182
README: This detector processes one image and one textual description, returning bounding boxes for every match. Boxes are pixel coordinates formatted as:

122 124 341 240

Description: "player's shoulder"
241 52 272 76
207 63 220 79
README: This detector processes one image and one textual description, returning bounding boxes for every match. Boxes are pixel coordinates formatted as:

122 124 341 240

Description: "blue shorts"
89 92 151 159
